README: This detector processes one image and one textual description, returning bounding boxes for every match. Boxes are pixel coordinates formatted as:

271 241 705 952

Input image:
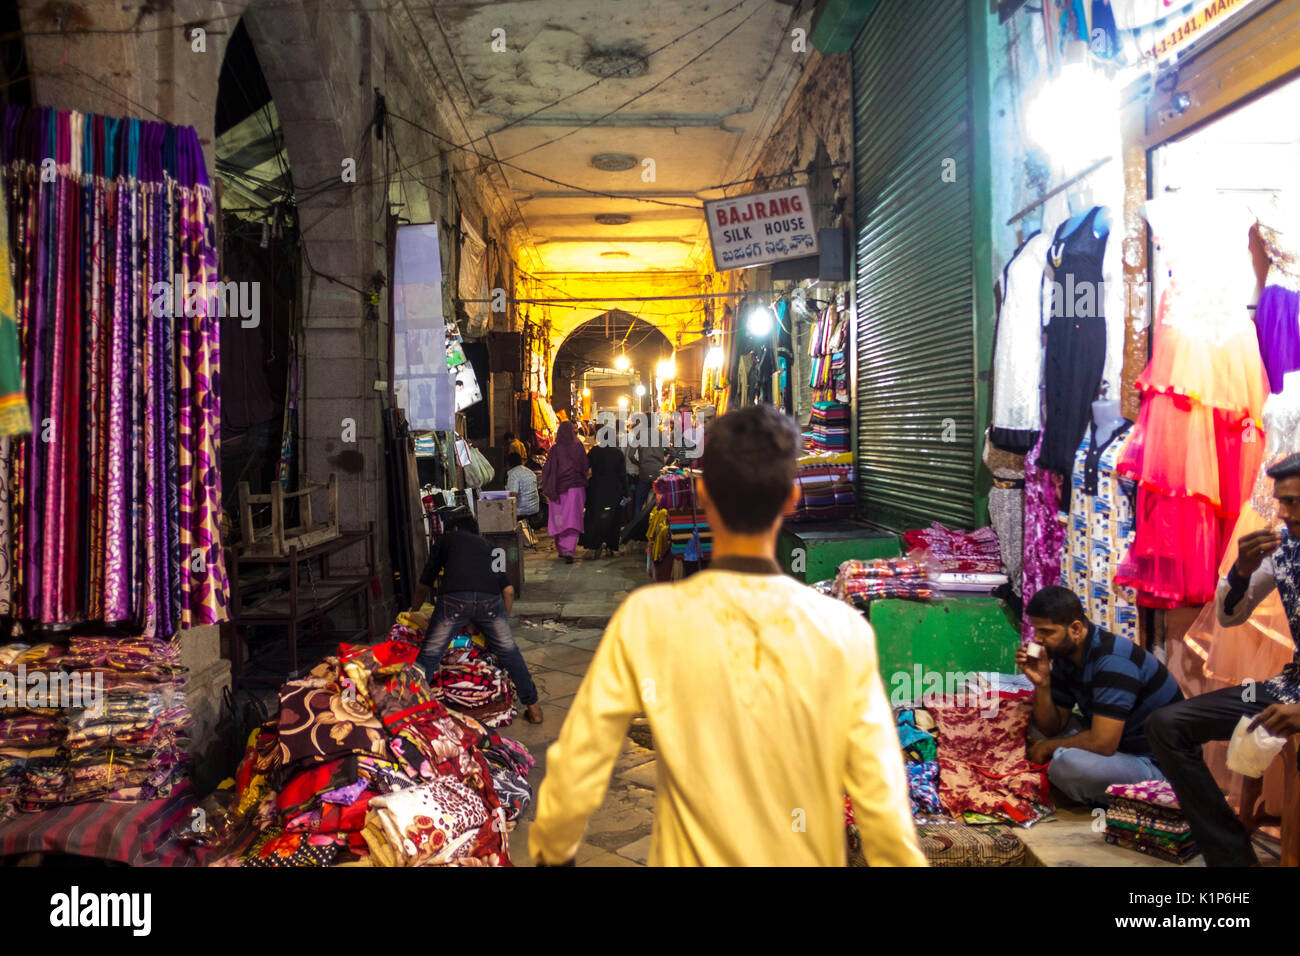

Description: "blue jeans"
416 591 539 706
1046 733 1164 805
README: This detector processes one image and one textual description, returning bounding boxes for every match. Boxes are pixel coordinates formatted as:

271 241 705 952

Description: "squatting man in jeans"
410 508 543 724
528 404 925 866
1146 452 1300 866
1017 585 1182 803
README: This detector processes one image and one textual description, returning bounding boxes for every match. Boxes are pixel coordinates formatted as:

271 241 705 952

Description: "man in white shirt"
504 453 540 526
528 404 924 867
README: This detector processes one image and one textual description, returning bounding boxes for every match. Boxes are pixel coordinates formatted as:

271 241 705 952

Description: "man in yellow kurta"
529 404 925 866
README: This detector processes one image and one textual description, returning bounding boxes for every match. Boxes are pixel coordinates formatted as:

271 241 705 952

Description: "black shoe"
564 555 574 564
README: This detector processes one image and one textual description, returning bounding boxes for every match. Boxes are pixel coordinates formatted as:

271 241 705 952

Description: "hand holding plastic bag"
1226 715 1287 778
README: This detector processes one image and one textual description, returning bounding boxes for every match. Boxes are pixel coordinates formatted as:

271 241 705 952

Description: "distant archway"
550 311 672 419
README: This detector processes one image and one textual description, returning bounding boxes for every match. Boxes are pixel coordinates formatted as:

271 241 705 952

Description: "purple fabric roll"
1255 283 1300 394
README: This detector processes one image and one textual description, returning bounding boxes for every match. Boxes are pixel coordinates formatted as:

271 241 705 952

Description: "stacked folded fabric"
903 523 1003 574
1104 780 1199 864
832 558 933 605
427 644 516 728
789 464 854 521
808 401 850 452
667 510 712 558
207 633 533 868
0 637 191 813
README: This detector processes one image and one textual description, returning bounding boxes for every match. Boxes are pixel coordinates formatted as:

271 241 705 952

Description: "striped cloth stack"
808 401 850 452
666 510 712 558
1103 779 1199 864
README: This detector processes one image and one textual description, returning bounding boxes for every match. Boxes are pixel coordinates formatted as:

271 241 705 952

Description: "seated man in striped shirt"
1016 585 1183 804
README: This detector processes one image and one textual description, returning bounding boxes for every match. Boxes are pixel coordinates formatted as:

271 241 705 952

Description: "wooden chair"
1239 737 1300 865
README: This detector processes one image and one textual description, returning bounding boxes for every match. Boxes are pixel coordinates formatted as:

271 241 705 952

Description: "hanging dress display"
990 231 1052 454
1114 196 1269 607
1182 379 1300 685
1038 207 1108 477
1020 430 1066 640
1061 421 1138 642
1251 220 1300 394
0 105 228 632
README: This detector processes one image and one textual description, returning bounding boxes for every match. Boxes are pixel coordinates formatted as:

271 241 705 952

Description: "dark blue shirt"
1049 626 1183 755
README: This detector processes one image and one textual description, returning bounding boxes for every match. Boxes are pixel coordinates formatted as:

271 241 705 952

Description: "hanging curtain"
0 105 228 634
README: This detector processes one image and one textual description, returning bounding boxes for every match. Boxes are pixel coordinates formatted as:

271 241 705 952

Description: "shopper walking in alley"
411 509 543 724
1146 453 1300 866
529 404 925 866
541 420 588 563
582 425 628 558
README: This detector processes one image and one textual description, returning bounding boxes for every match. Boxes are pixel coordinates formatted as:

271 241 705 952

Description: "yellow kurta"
529 568 926 867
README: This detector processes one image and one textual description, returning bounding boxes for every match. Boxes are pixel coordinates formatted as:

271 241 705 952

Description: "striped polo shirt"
1049 626 1183 755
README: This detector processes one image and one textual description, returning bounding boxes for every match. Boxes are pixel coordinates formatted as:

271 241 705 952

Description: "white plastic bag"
462 446 495 489
1225 715 1287 778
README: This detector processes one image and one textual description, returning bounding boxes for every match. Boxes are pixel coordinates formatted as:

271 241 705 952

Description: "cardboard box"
477 497 517 534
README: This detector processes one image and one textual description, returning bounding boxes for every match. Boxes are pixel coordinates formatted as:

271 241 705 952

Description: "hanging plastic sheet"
393 224 454 431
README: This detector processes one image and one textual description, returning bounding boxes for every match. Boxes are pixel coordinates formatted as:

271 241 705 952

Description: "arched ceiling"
389 0 813 276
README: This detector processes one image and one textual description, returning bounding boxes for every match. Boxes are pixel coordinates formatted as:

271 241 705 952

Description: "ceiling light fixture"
595 213 631 225
590 153 638 172
582 47 649 79
601 251 631 259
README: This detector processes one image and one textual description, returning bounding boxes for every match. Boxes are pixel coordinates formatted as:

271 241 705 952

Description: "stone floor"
503 535 653 867
494 534 1223 868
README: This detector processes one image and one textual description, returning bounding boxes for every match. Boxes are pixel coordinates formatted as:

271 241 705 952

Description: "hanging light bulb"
656 358 676 380
746 304 774 338
634 384 647 397
614 353 631 372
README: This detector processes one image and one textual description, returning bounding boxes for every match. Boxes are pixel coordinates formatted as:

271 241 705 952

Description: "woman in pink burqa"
541 421 588 563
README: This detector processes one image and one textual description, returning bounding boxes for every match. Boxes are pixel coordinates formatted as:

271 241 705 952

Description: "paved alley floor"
505 536 655 867
499 536 1228 869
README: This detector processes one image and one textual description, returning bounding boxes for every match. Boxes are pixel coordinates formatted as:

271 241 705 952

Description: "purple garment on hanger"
1255 284 1300 394
1021 431 1067 641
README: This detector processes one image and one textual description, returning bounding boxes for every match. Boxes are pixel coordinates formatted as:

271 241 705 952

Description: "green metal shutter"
851 0 981 531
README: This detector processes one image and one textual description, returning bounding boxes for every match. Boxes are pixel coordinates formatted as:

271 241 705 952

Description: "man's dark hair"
1025 586 1089 627
442 509 479 535
504 431 515 441
700 404 799 533
1267 451 1300 481
507 452 522 468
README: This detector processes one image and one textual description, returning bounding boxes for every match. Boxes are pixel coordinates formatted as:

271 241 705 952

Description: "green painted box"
868 595 1021 693
778 520 902 584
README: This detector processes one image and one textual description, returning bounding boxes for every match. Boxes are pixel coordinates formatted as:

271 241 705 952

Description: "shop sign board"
704 186 819 271
1138 0 1264 60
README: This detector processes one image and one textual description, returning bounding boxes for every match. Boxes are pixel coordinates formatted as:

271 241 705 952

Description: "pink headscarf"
541 420 588 499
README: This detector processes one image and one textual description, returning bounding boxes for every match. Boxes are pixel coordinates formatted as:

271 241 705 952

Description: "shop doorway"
214 18 299 537
1149 72 1300 319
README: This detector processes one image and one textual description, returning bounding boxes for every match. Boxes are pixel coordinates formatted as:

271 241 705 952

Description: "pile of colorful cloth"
0 637 190 817
931 692 1052 828
427 643 516 728
903 523 1003 575
807 401 850 452
831 558 933 606
198 633 532 867
895 708 941 818
391 611 517 729
788 451 854 522
1104 780 1199 864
